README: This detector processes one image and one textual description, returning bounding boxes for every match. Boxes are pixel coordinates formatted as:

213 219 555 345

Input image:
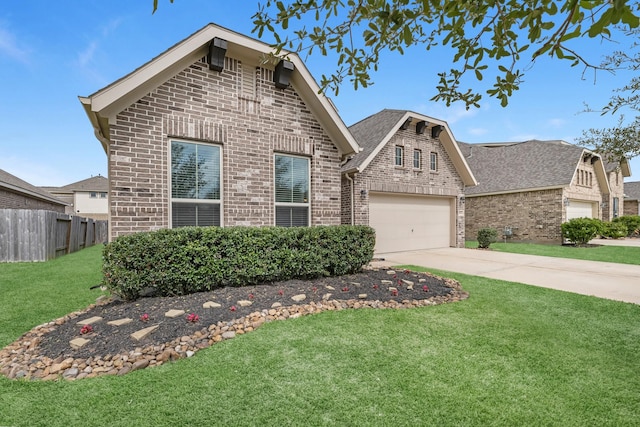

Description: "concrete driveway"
373 247 640 305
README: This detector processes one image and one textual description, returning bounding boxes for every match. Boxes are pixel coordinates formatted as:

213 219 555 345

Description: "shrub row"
102 225 375 300
562 215 640 245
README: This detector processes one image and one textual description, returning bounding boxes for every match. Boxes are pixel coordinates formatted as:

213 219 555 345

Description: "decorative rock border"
0 278 467 381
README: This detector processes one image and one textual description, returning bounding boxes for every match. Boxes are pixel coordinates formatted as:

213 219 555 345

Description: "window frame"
274 153 311 227
395 145 404 167
169 138 223 228
413 149 422 170
429 152 438 172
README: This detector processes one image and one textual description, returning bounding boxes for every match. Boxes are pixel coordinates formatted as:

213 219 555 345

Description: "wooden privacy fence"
0 209 108 262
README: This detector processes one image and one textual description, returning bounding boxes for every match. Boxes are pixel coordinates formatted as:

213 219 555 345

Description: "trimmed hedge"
102 225 375 300
613 215 640 237
601 221 628 239
561 218 603 246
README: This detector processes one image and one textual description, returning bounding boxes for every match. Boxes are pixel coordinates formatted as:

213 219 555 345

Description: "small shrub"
561 218 603 246
102 225 375 300
477 228 498 249
613 215 640 237
600 221 628 239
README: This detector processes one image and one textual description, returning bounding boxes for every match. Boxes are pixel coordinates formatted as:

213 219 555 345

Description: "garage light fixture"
208 37 227 72
360 189 367 198
564 198 570 206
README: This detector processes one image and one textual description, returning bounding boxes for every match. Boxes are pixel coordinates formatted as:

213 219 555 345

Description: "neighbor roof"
79 23 360 158
0 169 67 206
461 140 610 196
42 175 108 194
342 109 477 186
625 181 640 201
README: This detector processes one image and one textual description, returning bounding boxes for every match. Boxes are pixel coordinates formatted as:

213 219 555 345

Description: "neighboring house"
341 109 477 252
80 23 360 241
602 159 632 221
41 175 109 220
624 181 640 216
0 169 66 213
460 140 612 243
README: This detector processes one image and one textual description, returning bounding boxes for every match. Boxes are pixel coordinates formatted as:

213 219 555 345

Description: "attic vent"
240 63 257 99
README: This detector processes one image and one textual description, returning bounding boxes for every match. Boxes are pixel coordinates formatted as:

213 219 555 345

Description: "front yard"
1 247 639 426
466 240 640 265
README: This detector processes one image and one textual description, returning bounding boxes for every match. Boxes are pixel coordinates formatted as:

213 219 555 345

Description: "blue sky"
0 1 637 186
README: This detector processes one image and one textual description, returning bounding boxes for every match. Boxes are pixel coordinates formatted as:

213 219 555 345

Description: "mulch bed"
0 267 468 381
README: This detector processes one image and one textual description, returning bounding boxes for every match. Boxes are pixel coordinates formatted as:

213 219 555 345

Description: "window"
613 197 619 218
90 192 97 198
430 152 438 171
395 146 404 167
413 149 422 169
99 192 107 198
171 140 221 228
275 154 309 227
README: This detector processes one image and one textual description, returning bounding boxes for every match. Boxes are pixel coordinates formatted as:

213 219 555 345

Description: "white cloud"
74 17 124 82
0 156 76 187
0 24 31 64
547 118 566 128
77 41 98 68
468 127 489 136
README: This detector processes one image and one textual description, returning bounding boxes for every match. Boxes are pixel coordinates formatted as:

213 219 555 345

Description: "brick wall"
342 124 466 247
624 200 640 216
107 57 342 239
466 189 564 243
0 188 65 213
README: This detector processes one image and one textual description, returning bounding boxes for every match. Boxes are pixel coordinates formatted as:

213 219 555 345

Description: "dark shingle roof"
342 109 408 172
625 181 640 201
461 140 585 195
0 169 67 205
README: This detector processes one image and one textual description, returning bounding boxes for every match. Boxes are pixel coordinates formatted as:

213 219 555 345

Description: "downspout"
345 173 355 225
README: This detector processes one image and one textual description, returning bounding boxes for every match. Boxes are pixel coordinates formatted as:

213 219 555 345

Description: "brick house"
80 24 360 241
41 175 109 220
459 140 624 243
0 169 66 212
624 181 640 216
341 110 477 253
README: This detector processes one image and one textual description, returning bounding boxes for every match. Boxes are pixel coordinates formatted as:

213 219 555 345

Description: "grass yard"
466 240 640 265
1 251 639 426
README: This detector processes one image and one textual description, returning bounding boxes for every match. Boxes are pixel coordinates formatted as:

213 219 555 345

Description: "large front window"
171 140 221 227
275 154 309 227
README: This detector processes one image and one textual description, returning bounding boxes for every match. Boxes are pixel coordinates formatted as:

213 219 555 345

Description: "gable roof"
342 109 477 186
625 181 640 201
79 23 359 158
42 175 108 194
461 140 610 196
603 158 632 177
0 169 67 206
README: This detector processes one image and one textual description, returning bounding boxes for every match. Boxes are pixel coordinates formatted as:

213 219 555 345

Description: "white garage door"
369 193 453 253
567 200 596 220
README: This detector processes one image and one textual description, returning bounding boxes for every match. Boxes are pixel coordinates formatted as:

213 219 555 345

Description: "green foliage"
246 0 640 108
561 217 604 245
613 215 640 236
102 225 375 300
601 221 628 239
477 227 498 249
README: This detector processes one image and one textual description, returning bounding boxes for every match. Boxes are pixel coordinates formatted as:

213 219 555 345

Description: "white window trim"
168 138 223 228
274 153 311 227
413 149 422 170
430 152 438 172
395 145 404 167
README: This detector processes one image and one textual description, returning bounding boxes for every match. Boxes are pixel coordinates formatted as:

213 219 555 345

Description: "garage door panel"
369 193 452 253
567 200 596 220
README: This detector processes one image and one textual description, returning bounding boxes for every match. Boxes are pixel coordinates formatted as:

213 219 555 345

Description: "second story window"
395 146 404 167
430 152 438 171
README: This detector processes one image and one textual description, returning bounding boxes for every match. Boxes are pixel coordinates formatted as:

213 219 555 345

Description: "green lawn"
1 251 639 426
466 240 640 265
